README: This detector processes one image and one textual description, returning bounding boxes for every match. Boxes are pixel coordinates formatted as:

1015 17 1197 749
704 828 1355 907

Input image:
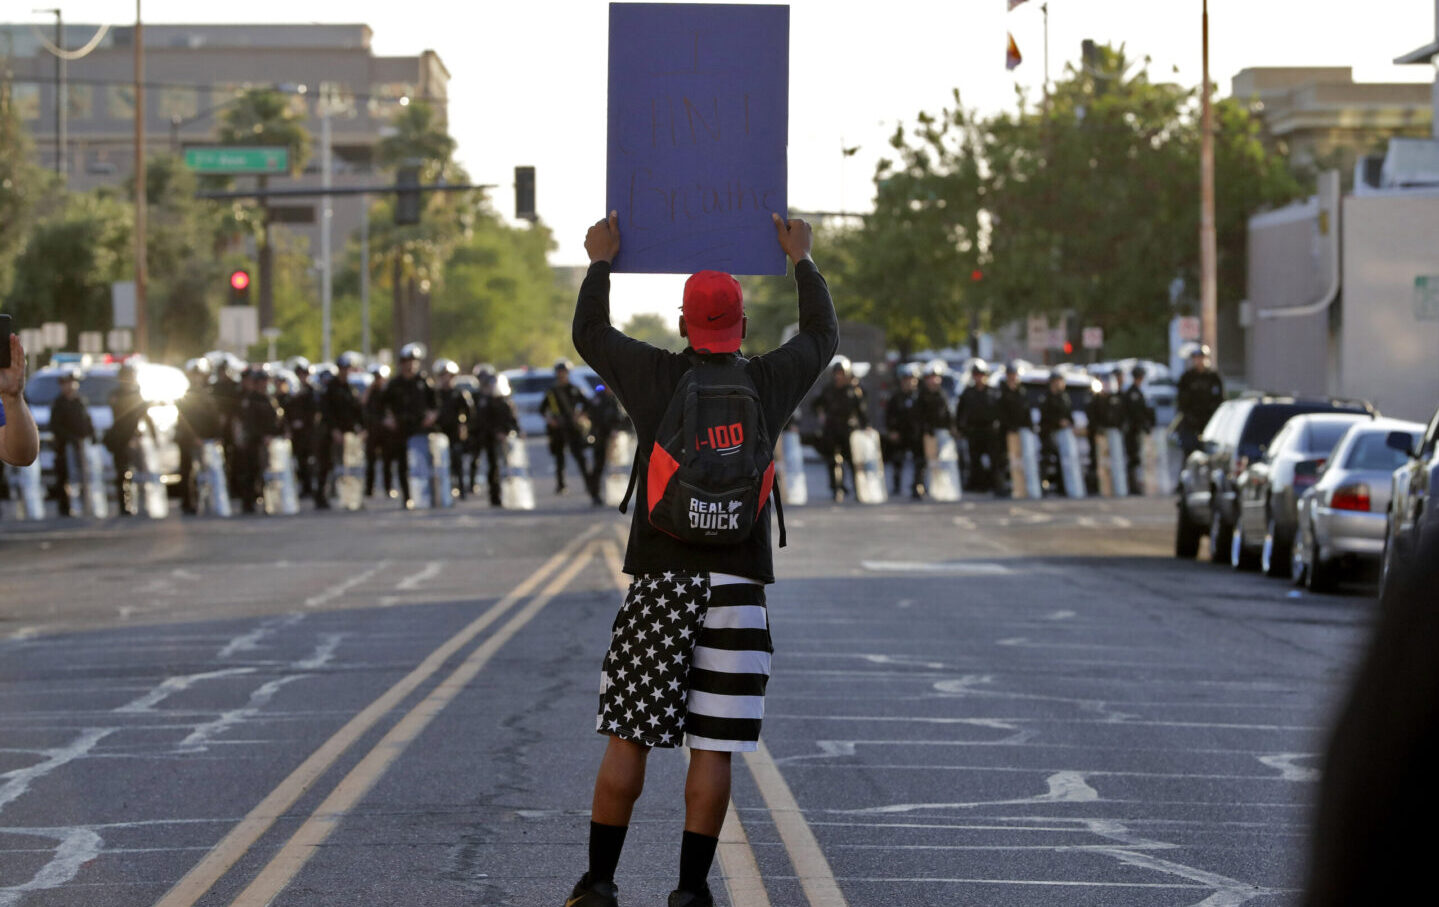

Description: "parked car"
501 366 599 436
1293 418 1426 592
1231 412 1373 575
1378 403 1439 599
1175 394 1376 563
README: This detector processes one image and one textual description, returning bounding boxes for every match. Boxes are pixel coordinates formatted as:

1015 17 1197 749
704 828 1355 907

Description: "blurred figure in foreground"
1304 527 1439 904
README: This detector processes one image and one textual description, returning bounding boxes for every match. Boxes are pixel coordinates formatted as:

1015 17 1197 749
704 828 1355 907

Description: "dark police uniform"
541 378 597 500
318 375 365 508
883 385 924 497
177 380 221 514
472 389 519 506
584 387 630 486
383 371 438 506
106 378 155 515
1123 379 1156 493
364 378 398 497
1038 385 1074 496
282 380 319 497
812 378 868 500
233 382 281 513
50 392 94 516
956 380 1002 492
210 371 241 496
1176 366 1224 457
435 382 475 499
1084 385 1128 491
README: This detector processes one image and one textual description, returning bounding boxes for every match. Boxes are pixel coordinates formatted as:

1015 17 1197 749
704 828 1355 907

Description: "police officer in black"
1123 366 1156 494
472 369 520 506
316 352 366 508
383 343 439 509
364 363 397 498
541 359 599 503
955 360 1002 493
209 355 242 498
1038 372 1075 496
177 358 221 515
996 363 1033 497
1084 373 1127 492
105 363 157 516
283 357 319 499
50 369 94 517
883 363 925 499
433 358 474 501
812 356 867 502
233 367 281 513
584 382 630 496
1175 344 1224 458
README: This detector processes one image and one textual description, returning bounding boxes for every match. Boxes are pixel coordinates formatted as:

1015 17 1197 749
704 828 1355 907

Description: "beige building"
1231 66 1432 179
2 22 450 258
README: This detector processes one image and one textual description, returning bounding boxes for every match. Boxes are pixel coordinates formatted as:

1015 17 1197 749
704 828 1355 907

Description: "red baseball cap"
682 270 744 354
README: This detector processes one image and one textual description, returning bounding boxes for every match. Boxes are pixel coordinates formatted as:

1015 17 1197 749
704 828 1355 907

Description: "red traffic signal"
970 268 984 282
229 270 251 292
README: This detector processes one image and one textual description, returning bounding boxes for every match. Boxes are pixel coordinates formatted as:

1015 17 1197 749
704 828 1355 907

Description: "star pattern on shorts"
598 571 711 747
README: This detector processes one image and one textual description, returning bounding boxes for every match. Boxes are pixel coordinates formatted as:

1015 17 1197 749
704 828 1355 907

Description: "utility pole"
133 0 147 355
320 96 333 363
34 8 64 177
1199 0 1218 359
360 194 370 359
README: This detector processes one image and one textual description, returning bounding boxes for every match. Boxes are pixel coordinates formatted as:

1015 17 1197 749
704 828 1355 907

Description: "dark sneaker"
666 884 714 907
564 872 619 907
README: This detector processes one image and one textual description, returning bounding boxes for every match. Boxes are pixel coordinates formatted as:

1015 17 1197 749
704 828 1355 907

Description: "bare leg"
683 749 733 836
591 735 651 825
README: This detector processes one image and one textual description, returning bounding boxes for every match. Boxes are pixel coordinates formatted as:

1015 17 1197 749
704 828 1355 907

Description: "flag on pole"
1008 0 1029 10
1006 32 1023 70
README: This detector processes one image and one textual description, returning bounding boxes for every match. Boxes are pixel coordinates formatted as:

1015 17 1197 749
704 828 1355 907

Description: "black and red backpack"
621 356 785 547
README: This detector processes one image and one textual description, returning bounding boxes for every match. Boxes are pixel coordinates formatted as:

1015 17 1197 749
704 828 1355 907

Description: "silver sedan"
1293 418 1425 592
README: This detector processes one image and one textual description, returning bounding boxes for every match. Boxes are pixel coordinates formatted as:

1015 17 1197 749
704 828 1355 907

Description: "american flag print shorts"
596 571 772 752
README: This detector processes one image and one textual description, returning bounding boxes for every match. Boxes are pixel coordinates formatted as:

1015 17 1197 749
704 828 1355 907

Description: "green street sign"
183 146 289 175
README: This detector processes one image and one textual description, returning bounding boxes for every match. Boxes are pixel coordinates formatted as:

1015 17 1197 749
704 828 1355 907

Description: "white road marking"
177 676 309 752
0 729 114 814
303 560 390 608
744 740 849 906
114 668 256 714
1045 609 1077 620
217 614 305 660
1256 753 1319 782
395 561 443 591
0 827 103 907
860 560 1013 575
952 516 978 530
840 771 1098 815
292 634 345 670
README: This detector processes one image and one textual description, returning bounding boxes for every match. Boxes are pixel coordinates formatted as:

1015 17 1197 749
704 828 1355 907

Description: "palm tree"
218 88 311 332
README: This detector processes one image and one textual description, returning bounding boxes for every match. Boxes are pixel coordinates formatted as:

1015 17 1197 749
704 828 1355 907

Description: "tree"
621 313 682 351
0 78 54 300
217 87 312 332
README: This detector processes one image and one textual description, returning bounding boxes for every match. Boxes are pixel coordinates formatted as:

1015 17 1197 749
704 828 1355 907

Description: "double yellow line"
156 524 606 907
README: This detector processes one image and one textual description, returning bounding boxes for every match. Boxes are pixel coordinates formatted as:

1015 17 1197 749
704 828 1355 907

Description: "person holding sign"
566 210 837 907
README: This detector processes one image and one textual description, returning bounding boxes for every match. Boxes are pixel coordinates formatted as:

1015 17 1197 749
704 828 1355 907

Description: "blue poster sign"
607 3 789 275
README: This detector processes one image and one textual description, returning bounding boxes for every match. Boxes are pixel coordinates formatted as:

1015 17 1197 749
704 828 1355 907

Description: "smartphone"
0 314 11 369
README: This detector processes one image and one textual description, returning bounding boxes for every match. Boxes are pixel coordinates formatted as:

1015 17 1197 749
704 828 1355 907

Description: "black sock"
678 830 719 894
588 821 628 883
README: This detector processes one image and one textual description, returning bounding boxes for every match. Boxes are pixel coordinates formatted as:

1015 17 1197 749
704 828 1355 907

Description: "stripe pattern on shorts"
685 575 771 752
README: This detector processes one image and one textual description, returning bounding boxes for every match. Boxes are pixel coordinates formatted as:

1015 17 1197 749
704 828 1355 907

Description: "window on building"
367 82 414 121
158 87 198 121
65 84 93 120
106 85 135 120
12 84 41 120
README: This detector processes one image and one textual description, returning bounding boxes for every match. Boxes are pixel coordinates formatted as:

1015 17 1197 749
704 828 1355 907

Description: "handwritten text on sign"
607 3 789 275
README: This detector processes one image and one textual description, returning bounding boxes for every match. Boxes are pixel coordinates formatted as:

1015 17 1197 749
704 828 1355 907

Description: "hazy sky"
14 0 1439 323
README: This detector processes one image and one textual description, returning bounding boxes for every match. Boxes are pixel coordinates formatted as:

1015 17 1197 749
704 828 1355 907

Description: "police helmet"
830 355 852 377
286 356 311 373
554 358 574 372
472 363 496 380
896 362 921 380
399 342 427 362
60 367 82 383
184 357 211 376
493 374 513 397
1004 360 1022 376
969 358 989 375
368 363 391 380
433 358 460 376
1131 364 1147 379
924 359 947 377
336 351 362 370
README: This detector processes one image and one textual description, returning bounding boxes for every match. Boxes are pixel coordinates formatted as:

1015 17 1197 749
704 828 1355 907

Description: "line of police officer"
167 343 523 514
842 358 1165 500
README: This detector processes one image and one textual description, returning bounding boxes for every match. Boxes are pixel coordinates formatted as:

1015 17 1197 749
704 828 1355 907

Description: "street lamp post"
1199 0 1218 360
33 8 65 177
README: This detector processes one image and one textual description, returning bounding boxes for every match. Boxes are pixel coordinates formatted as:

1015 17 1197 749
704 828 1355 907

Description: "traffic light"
515 166 536 221
229 269 251 305
970 268 984 282
396 166 421 225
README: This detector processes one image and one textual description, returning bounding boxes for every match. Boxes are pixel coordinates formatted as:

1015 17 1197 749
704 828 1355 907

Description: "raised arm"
572 211 667 403
0 334 39 466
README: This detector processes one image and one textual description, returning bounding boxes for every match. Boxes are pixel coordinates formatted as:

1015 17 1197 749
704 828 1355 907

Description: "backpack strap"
771 479 787 548
618 455 639 514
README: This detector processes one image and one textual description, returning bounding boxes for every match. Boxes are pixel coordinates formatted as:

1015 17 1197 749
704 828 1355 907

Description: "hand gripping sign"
607 3 789 275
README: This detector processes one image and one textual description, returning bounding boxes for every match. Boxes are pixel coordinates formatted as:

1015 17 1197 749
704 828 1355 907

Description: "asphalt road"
0 448 1379 907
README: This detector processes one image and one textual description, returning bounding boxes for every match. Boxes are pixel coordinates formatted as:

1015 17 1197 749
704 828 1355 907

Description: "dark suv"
1380 402 1439 597
1176 394 1375 562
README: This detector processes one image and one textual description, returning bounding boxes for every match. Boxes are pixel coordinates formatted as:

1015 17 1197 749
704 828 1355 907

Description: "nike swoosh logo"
706 313 725 322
